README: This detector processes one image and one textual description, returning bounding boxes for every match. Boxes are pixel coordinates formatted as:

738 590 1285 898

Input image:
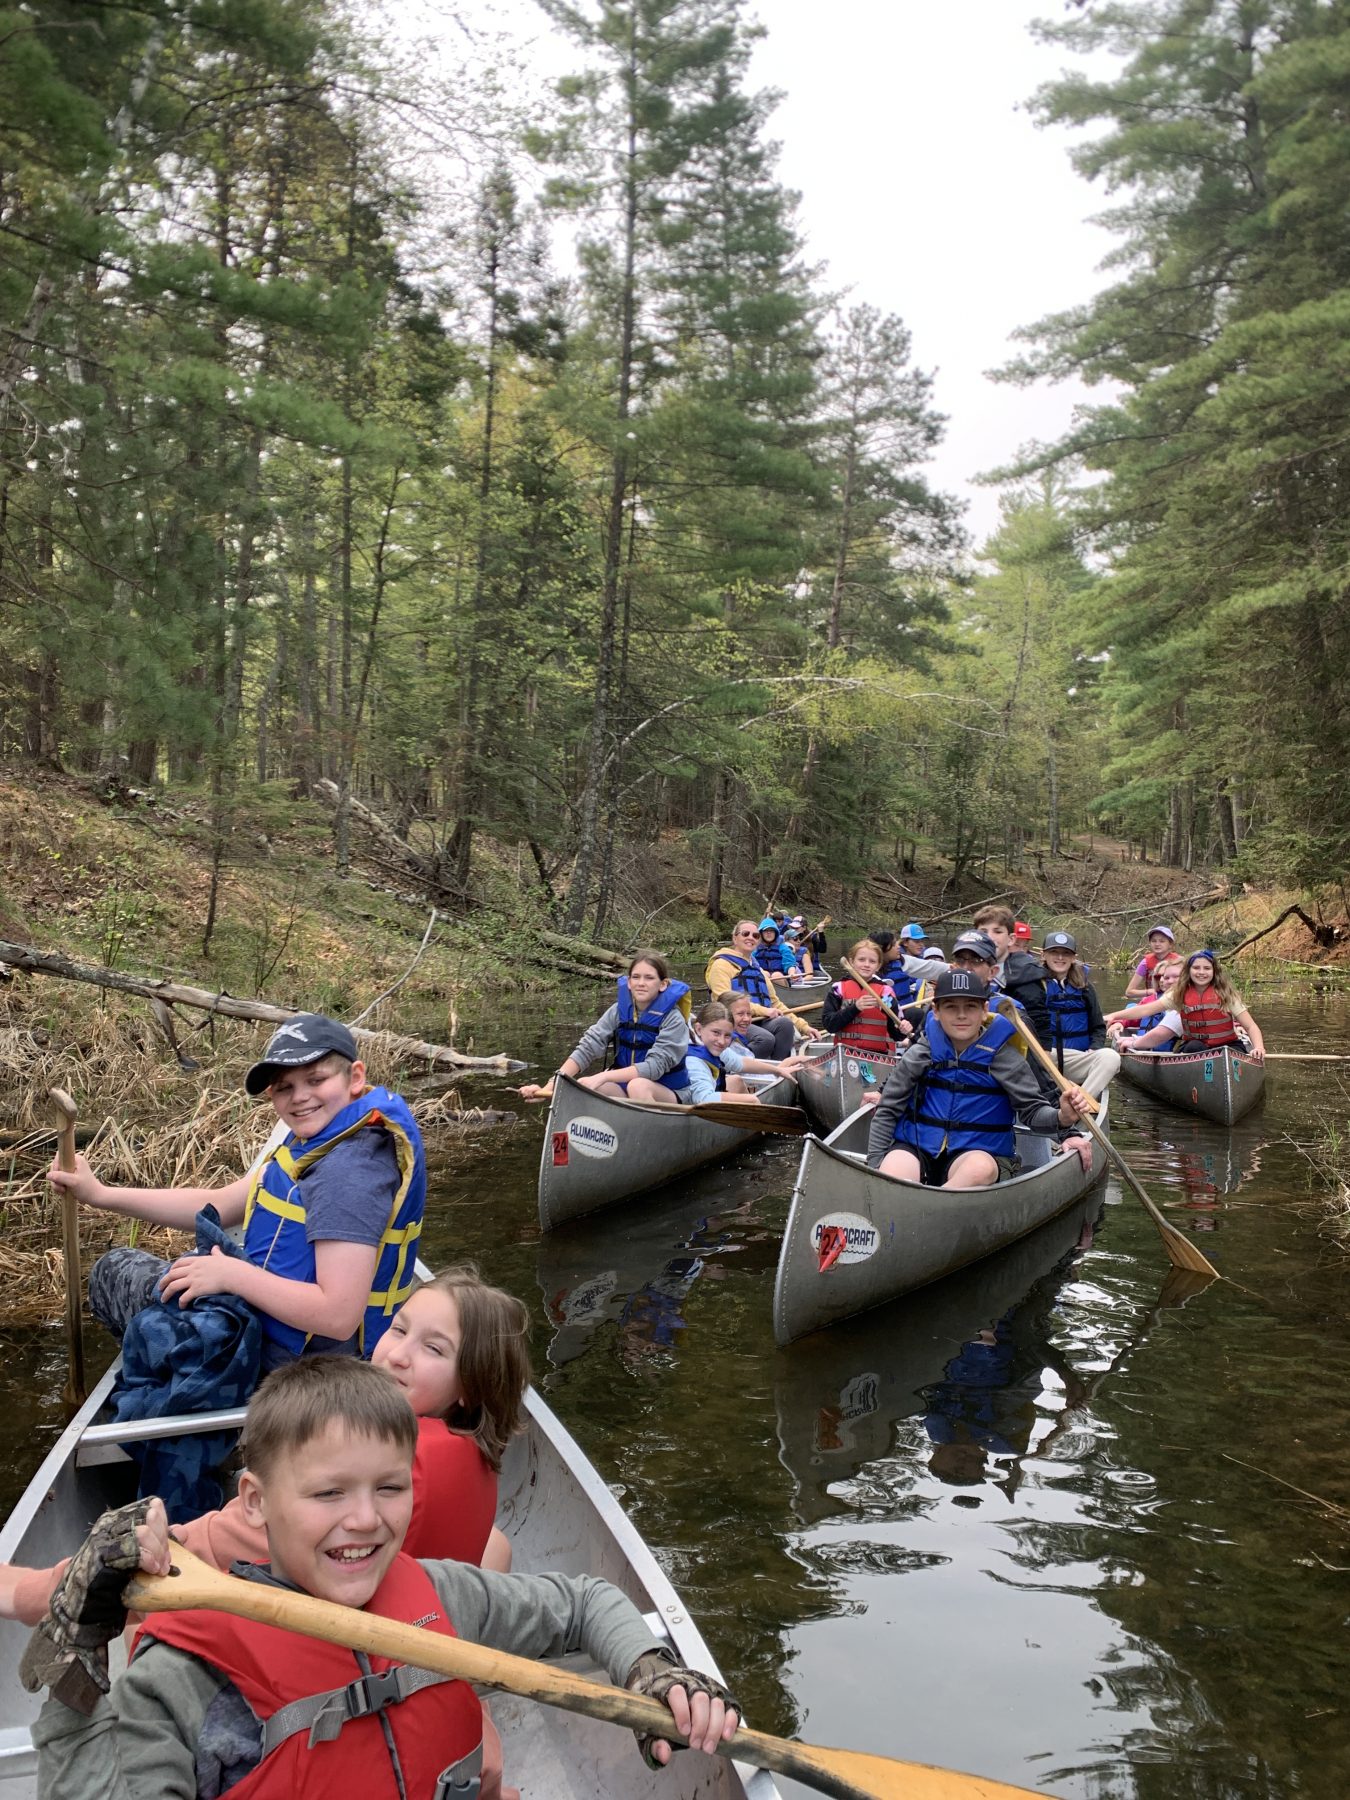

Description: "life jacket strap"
261 1662 457 1755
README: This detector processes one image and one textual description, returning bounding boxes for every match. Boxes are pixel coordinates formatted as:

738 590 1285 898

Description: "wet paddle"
685 1099 808 1134
125 1545 1044 1800
992 1002 1221 1279
514 1084 809 1134
839 956 910 1038
46 1086 87 1410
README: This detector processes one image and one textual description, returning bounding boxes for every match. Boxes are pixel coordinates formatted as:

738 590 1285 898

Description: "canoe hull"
1117 1046 1265 1124
772 1097 1110 1345
538 1072 796 1230
795 1043 897 1136
0 1369 774 1800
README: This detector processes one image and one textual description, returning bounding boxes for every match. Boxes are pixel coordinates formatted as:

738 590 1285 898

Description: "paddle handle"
839 957 907 1032
47 1086 86 1408
125 1549 1042 1800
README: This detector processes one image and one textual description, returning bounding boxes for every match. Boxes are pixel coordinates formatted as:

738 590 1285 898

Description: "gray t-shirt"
300 1129 400 1248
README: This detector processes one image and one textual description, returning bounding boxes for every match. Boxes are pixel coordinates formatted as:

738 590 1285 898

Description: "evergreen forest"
4 0 1349 943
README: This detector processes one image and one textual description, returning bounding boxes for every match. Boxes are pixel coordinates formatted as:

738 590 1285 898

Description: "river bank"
4 764 1350 1314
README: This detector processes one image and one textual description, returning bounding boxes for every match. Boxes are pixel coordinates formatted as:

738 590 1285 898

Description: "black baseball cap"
1043 931 1077 953
933 969 990 1003
950 931 998 963
245 1014 359 1096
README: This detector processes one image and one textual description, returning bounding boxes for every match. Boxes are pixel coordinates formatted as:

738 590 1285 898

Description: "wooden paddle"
992 1002 1221 1280
515 1083 809 1135
47 1086 87 1409
686 1099 809 1134
839 956 910 1037
124 1545 1043 1800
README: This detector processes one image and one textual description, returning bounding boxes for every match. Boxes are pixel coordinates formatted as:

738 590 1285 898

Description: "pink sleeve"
171 1496 268 1569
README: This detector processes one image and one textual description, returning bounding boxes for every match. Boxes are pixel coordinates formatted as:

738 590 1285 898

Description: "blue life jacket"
754 940 797 977
685 1042 727 1093
720 952 773 1007
242 1087 425 1363
1044 978 1092 1051
880 956 920 1007
613 976 691 1094
895 1011 1018 1160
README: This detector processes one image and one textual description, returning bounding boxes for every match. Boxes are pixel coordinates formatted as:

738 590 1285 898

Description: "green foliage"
996 0 1350 882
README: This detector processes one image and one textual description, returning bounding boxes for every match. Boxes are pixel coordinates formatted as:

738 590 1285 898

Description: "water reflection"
775 1200 1106 1524
535 1157 787 1367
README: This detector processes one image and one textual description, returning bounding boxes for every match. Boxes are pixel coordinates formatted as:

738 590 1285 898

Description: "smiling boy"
24 1359 738 1800
49 1014 425 1371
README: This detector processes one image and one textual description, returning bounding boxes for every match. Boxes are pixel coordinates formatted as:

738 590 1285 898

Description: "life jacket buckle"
434 1741 483 1796
307 1665 405 1742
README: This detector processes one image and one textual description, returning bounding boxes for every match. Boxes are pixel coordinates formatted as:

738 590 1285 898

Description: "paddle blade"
1156 1220 1223 1277
690 1101 810 1134
734 1726 1047 1799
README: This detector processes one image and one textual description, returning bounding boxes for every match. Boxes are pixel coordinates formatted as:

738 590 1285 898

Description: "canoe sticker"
816 1373 880 1452
812 1212 880 1270
566 1116 620 1159
1204 1060 1215 1083
846 1058 860 1078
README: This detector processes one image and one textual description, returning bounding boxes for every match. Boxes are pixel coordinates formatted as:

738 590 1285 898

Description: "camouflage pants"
88 1248 169 1339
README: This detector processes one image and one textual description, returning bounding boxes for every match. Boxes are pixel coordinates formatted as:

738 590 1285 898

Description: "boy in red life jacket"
48 1015 426 1374
23 1359 740 1800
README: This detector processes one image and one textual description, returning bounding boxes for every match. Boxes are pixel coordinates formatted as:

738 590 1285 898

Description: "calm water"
3 977 1349 1798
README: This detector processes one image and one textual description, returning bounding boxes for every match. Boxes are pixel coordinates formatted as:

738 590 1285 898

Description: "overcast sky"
412 1 1123 544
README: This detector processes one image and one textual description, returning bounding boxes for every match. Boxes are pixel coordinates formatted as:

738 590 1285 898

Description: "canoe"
771 1094 1110 1345
537 1070 797 1231
795 1041 898 1135
0 1362 778 1800
783 972 829 991
1116 1044 1265 1124
774 1194 1103 1522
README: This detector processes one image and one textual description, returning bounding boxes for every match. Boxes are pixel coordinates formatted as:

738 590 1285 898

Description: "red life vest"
1179 983 1241 1049
832 978 896 1059
138 1553 481 1800
406 1418 496 1564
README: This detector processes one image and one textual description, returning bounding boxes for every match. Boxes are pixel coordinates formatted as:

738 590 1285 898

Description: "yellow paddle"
991 1001 1220 1279
125 1545 1045 1800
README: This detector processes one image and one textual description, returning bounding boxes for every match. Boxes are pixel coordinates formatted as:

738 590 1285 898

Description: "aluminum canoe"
1116 1044 1265 1124
795 1041 898 1136
771 1096 1110 1345
537 1071 797 1231
774 1195 1103 1522
0 1361 777 1800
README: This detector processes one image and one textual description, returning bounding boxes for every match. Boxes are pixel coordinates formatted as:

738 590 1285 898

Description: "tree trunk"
565 22 640 935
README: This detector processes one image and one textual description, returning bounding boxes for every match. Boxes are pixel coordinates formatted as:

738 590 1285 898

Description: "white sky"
409 0 1122 544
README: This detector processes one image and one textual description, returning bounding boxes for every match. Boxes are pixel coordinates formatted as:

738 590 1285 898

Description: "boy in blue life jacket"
864 970 1091 1190
49 1014 425 1374
23 1358 739 1800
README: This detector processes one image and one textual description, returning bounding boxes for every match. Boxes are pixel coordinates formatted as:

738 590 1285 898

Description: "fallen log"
0 940 523 1073
1230 902 1339 958
535 928 628 970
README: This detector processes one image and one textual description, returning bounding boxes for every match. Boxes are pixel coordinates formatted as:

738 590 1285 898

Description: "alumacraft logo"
809 1211 880 1265
568 1115 619 1159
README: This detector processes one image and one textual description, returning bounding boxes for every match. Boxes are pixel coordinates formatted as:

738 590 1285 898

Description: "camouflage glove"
626 1649 740 1770
19 1499 155 1714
